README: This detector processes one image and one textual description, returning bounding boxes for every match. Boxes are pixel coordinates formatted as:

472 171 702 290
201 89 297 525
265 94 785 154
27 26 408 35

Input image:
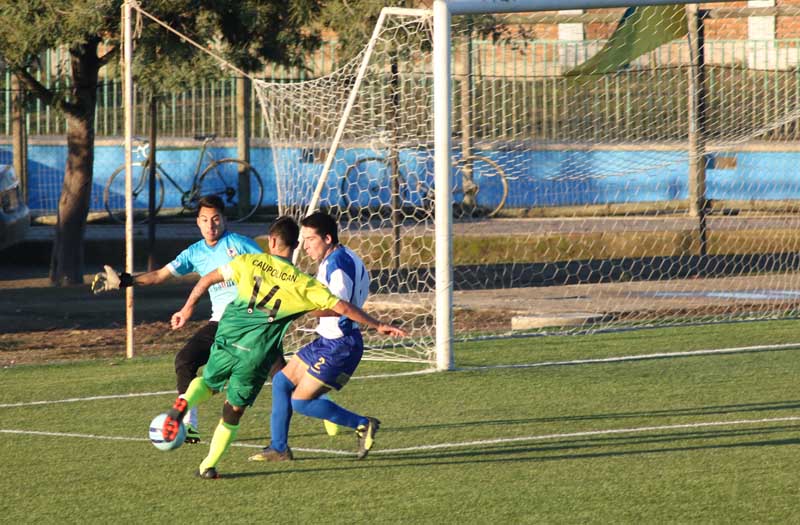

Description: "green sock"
199 419 239 471
183 377 214 410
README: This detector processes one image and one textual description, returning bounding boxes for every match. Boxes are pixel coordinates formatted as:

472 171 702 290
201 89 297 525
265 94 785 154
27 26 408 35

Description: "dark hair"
269 216 300 250
197 195 225 215
300 212 339 245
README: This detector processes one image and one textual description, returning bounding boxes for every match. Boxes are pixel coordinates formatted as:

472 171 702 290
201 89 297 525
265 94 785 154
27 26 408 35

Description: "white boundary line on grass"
457 342 800 372
0 369 437 409
1 343 797 409
2 415 799 456
0 391 176 408
370 415 800 454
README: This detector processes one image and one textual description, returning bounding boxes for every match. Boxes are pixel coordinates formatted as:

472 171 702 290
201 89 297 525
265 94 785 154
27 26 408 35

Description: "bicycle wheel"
103 162 165 224
340 157 392 219
453 155 509 218
196 159 264 222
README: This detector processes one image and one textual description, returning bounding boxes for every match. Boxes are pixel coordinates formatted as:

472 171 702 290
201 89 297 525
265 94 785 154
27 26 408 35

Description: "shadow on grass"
379 399 800 434
376 424 800 463
222 423 800 479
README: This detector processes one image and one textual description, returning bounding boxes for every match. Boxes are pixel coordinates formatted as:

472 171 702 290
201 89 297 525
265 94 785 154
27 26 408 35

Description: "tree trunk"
49 40 100 286
11 74 27 202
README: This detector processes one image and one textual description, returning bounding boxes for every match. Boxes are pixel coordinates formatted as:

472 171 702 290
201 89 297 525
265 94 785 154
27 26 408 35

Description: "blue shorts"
296 332 364 390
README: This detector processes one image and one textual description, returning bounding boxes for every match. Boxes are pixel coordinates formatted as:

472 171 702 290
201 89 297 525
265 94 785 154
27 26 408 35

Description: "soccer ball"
148 413 186 451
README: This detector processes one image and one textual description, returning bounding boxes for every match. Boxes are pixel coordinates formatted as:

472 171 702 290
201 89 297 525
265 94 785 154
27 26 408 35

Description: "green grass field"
3 320 800 523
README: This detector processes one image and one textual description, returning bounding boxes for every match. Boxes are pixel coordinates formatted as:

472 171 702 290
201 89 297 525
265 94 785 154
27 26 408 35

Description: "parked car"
0 164 30 251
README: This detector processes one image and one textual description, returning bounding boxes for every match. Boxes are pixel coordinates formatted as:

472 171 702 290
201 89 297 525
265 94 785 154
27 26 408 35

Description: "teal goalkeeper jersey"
167 231 262 321
214 253 340 359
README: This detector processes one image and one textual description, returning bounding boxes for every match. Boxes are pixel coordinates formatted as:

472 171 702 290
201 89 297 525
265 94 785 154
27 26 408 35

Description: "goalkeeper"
162 216 406 479
91 195 262 444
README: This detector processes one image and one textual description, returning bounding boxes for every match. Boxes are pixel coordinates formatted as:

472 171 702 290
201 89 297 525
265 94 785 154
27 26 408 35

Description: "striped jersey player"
249 212 383 464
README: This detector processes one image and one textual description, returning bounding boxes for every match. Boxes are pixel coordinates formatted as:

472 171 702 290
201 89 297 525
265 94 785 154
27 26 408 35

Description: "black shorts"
174 321 218 393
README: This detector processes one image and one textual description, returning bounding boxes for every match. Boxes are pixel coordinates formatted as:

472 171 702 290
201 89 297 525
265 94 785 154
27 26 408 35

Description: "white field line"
0 369 437 409
1 342 797 409
2 415 799 457
371 416 800 455
0 391 176 408
457 342 800 372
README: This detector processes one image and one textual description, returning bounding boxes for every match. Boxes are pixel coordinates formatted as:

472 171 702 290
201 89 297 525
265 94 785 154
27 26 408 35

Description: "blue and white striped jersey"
167 231 262 321
316 245 370 339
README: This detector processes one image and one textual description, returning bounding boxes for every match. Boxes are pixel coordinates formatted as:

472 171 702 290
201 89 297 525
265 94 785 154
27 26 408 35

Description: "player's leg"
291 376 360 427
162 376 216 441
268 352 287 379
291 376 380 460
248 356 305 462
163 343 231 442
272 349 339 436
174 321 217 443
288 333 379 459
200 348 272 476
197 401 244 479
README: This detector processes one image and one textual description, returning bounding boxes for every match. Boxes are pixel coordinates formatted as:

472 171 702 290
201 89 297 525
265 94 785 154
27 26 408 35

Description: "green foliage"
318 1 527 64
2 321 800 521
318 0 398 61
129 0 324 94
0 0 323 98
0 0 116 66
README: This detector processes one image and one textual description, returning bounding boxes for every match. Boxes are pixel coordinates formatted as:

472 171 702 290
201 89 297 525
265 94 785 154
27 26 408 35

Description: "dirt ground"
0 267 207 367
0 265 513 367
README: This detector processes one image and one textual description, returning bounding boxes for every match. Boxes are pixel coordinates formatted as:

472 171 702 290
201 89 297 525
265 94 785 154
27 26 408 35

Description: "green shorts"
202 338 282 408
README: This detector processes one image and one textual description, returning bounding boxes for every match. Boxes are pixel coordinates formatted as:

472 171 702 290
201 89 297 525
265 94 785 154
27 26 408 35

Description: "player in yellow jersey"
159 216 406 479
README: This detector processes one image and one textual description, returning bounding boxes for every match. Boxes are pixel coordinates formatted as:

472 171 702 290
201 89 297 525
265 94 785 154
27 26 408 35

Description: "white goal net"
255 5 800 364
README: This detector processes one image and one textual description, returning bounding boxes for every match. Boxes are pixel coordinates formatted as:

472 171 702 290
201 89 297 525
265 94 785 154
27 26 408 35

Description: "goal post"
433 0 454 371
254 0 800 368
433 1 735 370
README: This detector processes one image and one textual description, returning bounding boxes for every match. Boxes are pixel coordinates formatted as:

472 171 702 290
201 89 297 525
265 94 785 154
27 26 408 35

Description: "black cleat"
356 417 381 460
184 424 201 444
195 467 219 479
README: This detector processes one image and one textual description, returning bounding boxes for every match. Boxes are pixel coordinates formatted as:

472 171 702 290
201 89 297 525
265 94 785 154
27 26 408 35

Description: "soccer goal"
255 0 800 369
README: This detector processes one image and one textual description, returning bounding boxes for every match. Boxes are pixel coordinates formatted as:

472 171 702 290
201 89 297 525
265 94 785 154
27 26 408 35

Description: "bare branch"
12 67 77 116
98 45 118 67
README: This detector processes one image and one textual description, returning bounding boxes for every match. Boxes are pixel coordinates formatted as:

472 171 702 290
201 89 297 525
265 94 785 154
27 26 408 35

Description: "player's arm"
308 308 338 317
330 300 406 337
91 264 173 293
133 266 174 286
170 269 225 330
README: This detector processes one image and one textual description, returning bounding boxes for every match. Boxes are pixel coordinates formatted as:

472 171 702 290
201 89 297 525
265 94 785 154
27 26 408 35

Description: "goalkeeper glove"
91 265 134 294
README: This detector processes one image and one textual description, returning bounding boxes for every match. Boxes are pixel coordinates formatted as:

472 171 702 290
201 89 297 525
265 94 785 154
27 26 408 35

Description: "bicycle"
103 135 264 223
339 151 508 219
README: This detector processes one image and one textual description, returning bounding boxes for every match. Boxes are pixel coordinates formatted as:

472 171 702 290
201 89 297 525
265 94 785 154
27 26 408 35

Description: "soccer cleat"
162 397 188 442
195 467 219 479
247 446 294 462
323 419 342 436
355 417 381 460
184 424 201 444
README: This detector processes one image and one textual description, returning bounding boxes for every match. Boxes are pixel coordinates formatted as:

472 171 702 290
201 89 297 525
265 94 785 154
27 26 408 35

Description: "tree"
0 0 321 285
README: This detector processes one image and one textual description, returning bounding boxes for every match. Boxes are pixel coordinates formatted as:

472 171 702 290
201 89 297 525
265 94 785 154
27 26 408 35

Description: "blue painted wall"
14 145 800 213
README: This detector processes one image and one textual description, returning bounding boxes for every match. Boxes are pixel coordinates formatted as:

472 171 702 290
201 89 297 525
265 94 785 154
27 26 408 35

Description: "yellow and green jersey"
214 253 340 360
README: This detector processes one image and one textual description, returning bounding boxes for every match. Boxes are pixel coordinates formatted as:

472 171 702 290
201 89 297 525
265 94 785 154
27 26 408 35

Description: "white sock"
183 405 198 429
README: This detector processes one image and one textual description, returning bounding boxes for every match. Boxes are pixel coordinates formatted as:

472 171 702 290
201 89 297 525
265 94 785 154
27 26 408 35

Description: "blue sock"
292 397 367 430
270 371 295 452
